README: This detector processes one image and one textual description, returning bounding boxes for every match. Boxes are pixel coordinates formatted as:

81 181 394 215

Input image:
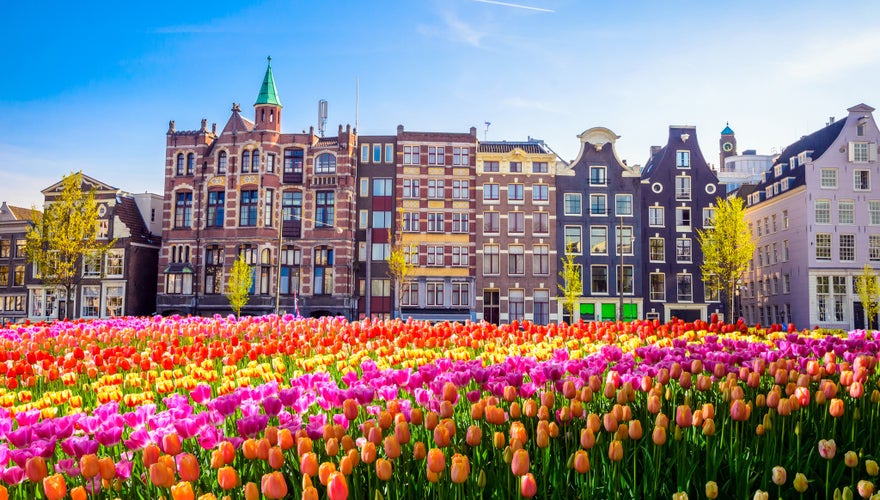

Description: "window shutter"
870 143 878 162
848 142 856 162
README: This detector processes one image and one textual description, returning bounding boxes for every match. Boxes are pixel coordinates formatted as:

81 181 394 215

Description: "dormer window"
858 123 866 137
790 156 798 168
774 165 783 177
676 151 690 168
218 151 228 174
589 166 606 186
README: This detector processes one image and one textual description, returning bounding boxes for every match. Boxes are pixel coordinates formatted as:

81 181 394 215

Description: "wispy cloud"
418 8 486 47
473 0 554 13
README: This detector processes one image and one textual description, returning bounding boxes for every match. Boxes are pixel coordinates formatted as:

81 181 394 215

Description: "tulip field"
0 315 879 499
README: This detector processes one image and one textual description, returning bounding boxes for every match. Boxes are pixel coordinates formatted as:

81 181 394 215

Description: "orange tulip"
98 456 116 480
149 463 175 488
0 485 7 500
580 428 596 449
261 471 288 499
300 452 319 477
629 420 643 440
197 494 217 500
511 449 530 476
433 423 451 448
268 446 284 470
384 435 401 460
302 486 320 500
410 408 424 426
217 466 238 490
343 398 359 420
466 425 483 447
42 474 67 500
210 450 225 469
652 426 667 446
830 398 845 418
26 456 48 483
278 429 295 450
242 439 258 460
573 450 590 474
339 455 354 475
171 481 195 500
675 405 693 428
163 433 183 456
376 458 393 481
70 486 87 500
427 448 446 474
413 441 427 460
520 473 538 498
297 437 313 457
244 482 260 500
319 462 337 486
450 453 470 484
326 472 349 500
79 454 100 479
360 441 377 464
178 453 200 482
256 438 271 461
608 440 624 462
394 421 411 445
493 431 506 449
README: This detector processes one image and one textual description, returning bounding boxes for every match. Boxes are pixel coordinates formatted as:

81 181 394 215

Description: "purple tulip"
96 426 123 448
262 397 282 417
55 458 81 477
6 426 32 448
236 414 269 439
2 465 25 485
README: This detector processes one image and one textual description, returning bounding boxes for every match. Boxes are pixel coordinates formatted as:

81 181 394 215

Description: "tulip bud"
705 480 719 499
478 468 487 488
858 480 875 498
771 466 786 486
866 459 879 476
793 472 808 493
842 486 854 500
846 451 860 468
819 439 837 459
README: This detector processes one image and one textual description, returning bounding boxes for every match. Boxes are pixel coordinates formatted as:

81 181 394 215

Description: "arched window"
186 153 195 175
242 150 251 173
176 153 185 175
316 153 336 174
252 149 260 172
314 246 334 295
218 151 228 174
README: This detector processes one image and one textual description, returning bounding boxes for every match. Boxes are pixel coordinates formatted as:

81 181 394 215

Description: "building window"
399 212 417 232
483 160 499 172
840 234 855 261
590 194 607 216
871 235 880 262
428 179 445 199
427 246 444 266
266 153 275 173
649 206 664 227
239 190 258 226
616 195 633 216
783 274 791 294
483 212 499 233
205 191 225 227
284 148 304 175
483 244 500 275
0 266 7 287
676 151 690 168
816 233 832 261
533 212 549 234
771 214 777 232
675 176 691 201
204 245 224 295
508 245 524 275
590 226 607 255
451 213 469 233
82 252 100 278
404 245 418 265
452 180 469 199
452 282 469 306
372 211 392 229
428 146 445 166
359 178 369 197
14 239 23 258
251 149 260 172
782 210 789 229
649 238 665 262
508 289 524 321
705 274 720 302
282 191 303 225
815 200 831 224
399 281 418 307
616 265 634 295
483 184 500 201
452 246 468 267
385 144 394 163
533 161 548 173
853 143 870 163
165 272 192 295
510 161 522 173
508 184 524 202
176 153 185 175
677 273 693 302
564 226 582 254
508 212 524 234
263 189 274 227
676 238 692 263
563 193 581 216
0 240 8 258
675 207 691 229
427 213 444 232
533 184 549 202
313 246 333 295
315 191 335 228
591 265 608 294
533 290 550 325
100 249 122 277
241 150 251 173
403 145 420 165
426 282 445 306
372 144 382 163
218 151 228 174
103 285 124 317
79 285 100 317
315 153 336 174
702 207 716 228
360 144 370 163
820 168 838 188
616 226 633 255
13 265 24 287
403 179 420 198
817 276 846 322
855 170 871 190
838 200 855 224
533 245 549 275
174 192 193 228
453 147 469 166
590 166 606 186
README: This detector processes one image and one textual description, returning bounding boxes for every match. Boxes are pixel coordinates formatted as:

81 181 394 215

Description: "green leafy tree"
856 264 880 330
558 242 582 323
387 209 416 319
25 171 115 319
226 253 253 317
697 196 757 321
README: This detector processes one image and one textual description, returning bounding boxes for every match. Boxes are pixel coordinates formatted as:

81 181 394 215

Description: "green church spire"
254 56 282 107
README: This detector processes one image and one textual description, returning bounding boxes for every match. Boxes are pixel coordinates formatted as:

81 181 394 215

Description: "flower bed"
0 315 877 499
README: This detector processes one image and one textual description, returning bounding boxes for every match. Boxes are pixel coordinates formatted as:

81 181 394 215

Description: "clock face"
722 142 733 152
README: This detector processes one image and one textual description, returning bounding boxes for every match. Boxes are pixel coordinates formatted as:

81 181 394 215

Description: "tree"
697 196 756 321
25 171 115 319
558 242 582 323
856 264 880 331
387 208 416 319
226 253 253 317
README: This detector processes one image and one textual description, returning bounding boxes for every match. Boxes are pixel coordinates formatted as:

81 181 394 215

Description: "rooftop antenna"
318 99 328 137
484 121 491 141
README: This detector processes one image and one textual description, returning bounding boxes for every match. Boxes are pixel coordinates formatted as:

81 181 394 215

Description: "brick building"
476 140 559 325
157 58 358 318
0 202 35 324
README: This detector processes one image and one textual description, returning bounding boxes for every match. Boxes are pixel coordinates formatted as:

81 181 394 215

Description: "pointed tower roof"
721 122 734 135
254 56 282 107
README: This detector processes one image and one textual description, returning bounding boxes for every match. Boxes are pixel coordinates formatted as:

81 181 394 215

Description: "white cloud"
418 8 486 47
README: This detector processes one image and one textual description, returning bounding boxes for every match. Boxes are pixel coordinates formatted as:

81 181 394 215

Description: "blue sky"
2 0 879 208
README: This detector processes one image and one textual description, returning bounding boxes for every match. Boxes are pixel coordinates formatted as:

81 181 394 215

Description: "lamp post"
618 214 624 321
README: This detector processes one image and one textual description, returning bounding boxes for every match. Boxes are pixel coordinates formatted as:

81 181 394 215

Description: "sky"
2 0 880 208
